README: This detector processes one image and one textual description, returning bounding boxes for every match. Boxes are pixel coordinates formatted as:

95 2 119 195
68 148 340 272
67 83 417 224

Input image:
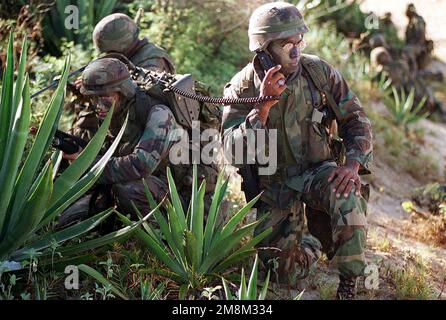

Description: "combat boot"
336 275 357 300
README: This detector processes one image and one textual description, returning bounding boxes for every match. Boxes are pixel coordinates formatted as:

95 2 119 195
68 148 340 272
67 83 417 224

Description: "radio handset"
255 50 277 74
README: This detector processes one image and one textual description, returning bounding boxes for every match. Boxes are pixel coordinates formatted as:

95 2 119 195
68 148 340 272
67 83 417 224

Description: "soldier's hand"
260 65 286 99
257 65 286 124
62 147 82 162
74 77 83 90
327 160 361 198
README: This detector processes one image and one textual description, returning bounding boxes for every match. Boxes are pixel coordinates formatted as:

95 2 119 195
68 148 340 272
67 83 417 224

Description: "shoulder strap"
301 55 342 120
134 88 153 130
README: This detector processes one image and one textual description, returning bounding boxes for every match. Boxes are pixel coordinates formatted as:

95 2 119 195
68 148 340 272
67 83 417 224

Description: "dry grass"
403 214 446 248
392 253 435 300
368 228 394 253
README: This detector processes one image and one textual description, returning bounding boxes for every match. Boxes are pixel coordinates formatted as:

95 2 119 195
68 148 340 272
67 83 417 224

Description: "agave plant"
118 166 272 298
0 33 139 267
382 85 428 130
222 255 270 300
377 71 392 92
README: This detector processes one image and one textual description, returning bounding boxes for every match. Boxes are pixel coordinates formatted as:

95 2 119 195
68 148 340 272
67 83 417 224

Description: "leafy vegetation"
42 0 119 56
381 86 428 131
222 255 270 300
393 255 434 300
138 0 255 94
305 0 369 36
0 33 136 268
118 166 272 297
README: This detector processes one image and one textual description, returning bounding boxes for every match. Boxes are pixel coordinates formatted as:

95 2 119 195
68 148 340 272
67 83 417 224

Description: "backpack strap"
300 55 341 120
134 88 153 130
302 67 323 111
301 55 371 175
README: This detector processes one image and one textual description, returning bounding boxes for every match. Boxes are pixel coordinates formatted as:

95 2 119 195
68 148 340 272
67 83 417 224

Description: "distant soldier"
371 47 410 88
417 39 435 70
404 4 434 71
371 47 443 115
380 12 400 48
405 4 426 46
369 33 388 51
93 13 175 73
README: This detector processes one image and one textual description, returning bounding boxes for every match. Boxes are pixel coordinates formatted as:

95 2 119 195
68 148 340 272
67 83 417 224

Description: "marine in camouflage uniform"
404 4 432 72
405 4 426 47
58 58 182 227
93 13 175 73
370 47 410 88
371 46 443 115
71 13 175 143
222 2 373 299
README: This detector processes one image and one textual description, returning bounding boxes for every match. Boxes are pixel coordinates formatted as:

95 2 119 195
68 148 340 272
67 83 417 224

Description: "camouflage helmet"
80 58 137 98
370 47 391 68
93 13 139 54
384 12 392 19
369 33 387 49
406 3 416 16
248 2 308 52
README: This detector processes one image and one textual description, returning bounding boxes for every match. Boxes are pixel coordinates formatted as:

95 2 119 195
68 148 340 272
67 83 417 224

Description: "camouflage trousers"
57 175 168 228
58 173 224 227
254 161 368 284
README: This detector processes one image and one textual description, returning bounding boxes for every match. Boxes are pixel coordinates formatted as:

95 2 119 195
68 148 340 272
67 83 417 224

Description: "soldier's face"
268 34 306 75
91 94 120 119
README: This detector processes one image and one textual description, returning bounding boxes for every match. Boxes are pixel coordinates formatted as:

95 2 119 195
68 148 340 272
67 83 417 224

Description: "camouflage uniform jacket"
222 54 373 193
77 89 182 185
129 38 176 74
406 14 426 46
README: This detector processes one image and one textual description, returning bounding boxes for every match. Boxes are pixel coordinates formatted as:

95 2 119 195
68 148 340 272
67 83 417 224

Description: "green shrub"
118 166 272 297
222 254 270 300
303 0 368 36
381 86 428 131
140 0 253 94
41 0 119 56
394 261 434 300
0 34 139 267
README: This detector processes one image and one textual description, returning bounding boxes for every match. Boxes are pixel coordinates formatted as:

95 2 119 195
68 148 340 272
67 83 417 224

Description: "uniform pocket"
305 118 332 164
